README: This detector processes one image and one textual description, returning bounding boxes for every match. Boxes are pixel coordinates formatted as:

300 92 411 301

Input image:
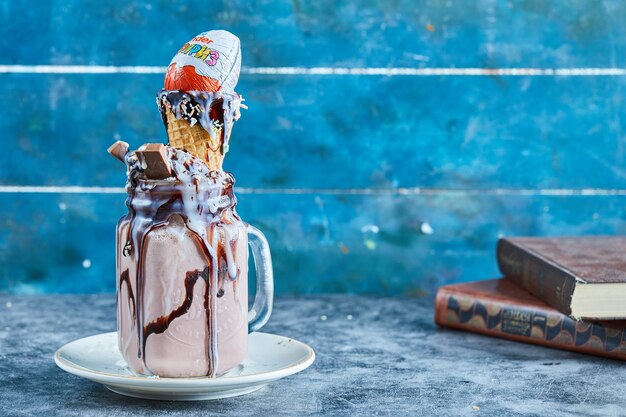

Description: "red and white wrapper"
164 30 241 93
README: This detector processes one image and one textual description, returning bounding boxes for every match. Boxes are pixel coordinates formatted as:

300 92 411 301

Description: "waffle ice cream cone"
166 110 224 171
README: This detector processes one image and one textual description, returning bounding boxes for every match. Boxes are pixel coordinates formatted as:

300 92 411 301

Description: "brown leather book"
434 278 626 360
497 236 626 319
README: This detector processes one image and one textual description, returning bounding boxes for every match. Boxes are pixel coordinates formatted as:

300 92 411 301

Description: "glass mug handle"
246 224 274 333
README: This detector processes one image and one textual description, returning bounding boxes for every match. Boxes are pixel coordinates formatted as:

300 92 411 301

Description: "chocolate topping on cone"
157 90 242 171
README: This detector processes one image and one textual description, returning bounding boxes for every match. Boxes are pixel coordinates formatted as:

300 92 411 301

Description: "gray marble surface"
1 294 625 417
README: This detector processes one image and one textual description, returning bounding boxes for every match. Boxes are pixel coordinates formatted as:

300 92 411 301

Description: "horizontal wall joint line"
0 65 625 76
1 186 626 196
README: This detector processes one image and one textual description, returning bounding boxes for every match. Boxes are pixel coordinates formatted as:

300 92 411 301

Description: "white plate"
54 332 315 401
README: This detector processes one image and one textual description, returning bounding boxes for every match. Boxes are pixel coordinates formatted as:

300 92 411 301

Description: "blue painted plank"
1 73 625 189
3 0 626 298
1 192 625 295
1 1 626 68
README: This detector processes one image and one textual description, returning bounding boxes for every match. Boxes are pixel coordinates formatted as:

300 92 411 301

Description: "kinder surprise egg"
164 30 241 93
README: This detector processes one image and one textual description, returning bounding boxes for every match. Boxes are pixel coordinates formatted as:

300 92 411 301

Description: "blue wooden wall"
2 0 626 295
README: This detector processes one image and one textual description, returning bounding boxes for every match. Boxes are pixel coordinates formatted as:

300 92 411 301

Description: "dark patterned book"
434 278 626 360
497 236 626 320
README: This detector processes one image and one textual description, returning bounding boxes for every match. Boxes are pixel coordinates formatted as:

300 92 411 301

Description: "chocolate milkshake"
109 30 273 378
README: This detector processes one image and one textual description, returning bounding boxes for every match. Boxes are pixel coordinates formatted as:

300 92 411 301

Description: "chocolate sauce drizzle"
121 145 241 377
118 269 135 320
142 267 215 374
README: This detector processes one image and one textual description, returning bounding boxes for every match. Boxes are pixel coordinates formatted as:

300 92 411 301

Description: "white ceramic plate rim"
54 331 315 388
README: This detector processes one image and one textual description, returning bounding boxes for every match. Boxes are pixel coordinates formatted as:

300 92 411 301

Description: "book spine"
434 286 626 360
496 238 577 316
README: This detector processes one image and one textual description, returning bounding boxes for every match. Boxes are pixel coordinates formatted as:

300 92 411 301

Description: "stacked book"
435 236 626 360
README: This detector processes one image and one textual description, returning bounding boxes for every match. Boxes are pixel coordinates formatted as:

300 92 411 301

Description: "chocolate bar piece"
107 140 129 162
136 143 172 179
